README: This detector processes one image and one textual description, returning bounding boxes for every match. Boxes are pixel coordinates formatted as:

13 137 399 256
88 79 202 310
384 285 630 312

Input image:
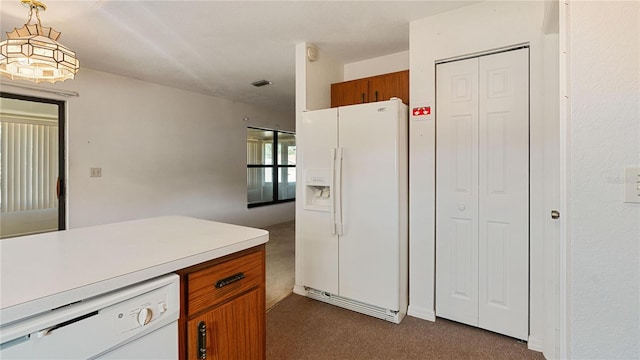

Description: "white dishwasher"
0 273 180 359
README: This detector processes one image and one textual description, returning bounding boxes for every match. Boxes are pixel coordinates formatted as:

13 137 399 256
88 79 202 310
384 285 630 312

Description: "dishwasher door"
0 274 179 359
96 321 177 359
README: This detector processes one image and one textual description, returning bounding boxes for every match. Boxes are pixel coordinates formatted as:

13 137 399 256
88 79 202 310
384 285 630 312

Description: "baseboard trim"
407 305 436 322
293 284 307 296
527 336 544 352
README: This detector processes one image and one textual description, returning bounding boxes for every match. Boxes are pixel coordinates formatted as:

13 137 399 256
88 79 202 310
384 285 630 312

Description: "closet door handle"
197 321 207 359
361 93 365 103
375 90 378 102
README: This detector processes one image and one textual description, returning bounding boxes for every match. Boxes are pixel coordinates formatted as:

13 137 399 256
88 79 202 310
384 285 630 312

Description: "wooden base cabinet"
178 245 266 360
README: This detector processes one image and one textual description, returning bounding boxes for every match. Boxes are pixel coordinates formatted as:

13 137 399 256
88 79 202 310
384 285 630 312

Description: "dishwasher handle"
197 321 207 359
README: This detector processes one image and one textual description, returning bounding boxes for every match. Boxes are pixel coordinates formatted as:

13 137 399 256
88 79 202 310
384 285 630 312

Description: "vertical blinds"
1 121 58 212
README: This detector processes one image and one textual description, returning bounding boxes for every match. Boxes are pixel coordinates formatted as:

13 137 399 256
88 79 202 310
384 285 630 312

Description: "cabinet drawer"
186 250 263 316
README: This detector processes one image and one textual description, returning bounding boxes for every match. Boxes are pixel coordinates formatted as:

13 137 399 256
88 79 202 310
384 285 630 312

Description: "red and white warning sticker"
412 104 433 120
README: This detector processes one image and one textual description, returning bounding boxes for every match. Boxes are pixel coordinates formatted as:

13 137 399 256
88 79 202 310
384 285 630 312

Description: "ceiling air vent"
251 80 272 87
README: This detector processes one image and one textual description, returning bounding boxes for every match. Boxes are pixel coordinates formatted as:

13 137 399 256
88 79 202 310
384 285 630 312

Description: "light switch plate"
624 166 640 203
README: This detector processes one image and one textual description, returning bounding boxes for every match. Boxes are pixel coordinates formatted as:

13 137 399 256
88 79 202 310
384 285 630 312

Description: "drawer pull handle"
215 272 245 288
197 321 207 359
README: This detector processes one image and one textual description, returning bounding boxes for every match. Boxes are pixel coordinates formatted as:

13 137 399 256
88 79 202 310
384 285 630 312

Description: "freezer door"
298 108 340 294
337 100 407 311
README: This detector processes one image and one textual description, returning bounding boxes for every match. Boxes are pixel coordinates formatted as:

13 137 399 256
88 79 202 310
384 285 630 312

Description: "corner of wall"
294 41 307 290
295 42 308 114
407 305 436 322
305 46 343 111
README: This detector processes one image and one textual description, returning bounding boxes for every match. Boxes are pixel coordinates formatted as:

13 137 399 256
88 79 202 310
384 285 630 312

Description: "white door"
337 101 402 311
0 94 66 239
299 108 340 295
435 57 480 326
436 48 529 340
477 49 529 340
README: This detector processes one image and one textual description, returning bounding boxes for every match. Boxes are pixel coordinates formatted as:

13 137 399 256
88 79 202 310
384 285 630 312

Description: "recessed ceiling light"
251 80 272 87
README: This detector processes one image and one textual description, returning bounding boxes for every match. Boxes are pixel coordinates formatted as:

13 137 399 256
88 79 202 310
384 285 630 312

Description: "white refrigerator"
295 99 408 323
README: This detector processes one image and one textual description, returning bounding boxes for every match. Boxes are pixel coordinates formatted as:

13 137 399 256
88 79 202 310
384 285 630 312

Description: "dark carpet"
267 294 545 360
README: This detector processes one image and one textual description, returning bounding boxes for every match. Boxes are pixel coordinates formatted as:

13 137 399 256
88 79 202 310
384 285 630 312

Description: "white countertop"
0 216 268 325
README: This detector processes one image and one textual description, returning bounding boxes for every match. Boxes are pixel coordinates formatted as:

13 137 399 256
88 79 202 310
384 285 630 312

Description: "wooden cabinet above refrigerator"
330 70 409 108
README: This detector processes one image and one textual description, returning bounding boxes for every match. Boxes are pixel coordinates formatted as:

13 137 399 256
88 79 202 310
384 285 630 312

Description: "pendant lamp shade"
0 0 79 83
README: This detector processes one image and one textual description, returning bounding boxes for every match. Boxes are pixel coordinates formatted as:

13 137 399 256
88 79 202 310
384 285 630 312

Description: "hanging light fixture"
0 0 79 83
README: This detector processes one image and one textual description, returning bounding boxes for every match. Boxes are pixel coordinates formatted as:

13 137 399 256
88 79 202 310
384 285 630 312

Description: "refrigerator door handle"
330 148 337 235
336 147 344 236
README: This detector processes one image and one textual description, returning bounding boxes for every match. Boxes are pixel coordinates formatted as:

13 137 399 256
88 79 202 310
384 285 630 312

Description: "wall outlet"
624 166 640 203
90 167 102 177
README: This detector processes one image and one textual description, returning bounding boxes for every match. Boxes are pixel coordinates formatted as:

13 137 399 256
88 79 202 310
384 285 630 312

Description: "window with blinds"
1 119 59 212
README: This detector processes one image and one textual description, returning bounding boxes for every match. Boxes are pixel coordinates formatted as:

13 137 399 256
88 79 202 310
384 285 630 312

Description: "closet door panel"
478 48 529 340
435 57 480 327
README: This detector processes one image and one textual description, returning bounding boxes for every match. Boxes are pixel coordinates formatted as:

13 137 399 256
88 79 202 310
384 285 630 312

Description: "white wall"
302 43 343 111
343 51 409 81
1 68 295 230
568 1 640 358
408 0 547 348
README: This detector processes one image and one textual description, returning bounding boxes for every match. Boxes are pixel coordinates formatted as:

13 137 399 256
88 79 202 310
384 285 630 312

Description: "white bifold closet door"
435 48 529 340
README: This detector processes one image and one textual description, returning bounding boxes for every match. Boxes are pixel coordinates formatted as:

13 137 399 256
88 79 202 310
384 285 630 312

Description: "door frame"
558 1 571 357
0 92 66 232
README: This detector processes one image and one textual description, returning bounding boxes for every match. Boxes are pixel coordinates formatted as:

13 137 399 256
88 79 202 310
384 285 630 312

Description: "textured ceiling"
0 1 478 113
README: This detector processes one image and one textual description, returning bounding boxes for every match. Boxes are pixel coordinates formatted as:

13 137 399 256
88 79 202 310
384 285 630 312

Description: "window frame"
247 127 295 208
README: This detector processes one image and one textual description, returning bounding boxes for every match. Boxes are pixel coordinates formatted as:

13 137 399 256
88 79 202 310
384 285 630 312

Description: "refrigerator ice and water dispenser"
304 169 331 211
